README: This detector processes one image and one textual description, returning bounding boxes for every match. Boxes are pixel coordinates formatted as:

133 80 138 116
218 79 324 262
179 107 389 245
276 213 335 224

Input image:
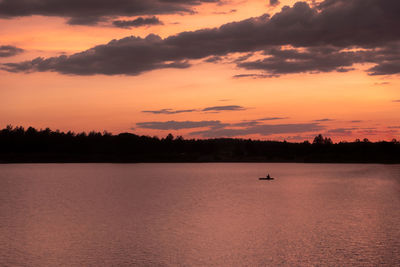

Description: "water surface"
1 163 399 266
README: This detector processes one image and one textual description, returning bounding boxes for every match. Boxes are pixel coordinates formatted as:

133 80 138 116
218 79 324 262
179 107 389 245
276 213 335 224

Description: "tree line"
0 125 399 163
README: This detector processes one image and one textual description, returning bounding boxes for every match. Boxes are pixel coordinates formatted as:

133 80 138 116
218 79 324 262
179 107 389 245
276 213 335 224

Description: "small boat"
259 177 274 180
259 174 274 180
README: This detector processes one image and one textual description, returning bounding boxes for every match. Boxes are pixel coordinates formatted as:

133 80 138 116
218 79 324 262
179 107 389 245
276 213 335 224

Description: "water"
0 163 399 266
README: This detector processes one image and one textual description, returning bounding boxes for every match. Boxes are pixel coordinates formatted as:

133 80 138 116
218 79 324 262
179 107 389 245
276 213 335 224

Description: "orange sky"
0 0 399 141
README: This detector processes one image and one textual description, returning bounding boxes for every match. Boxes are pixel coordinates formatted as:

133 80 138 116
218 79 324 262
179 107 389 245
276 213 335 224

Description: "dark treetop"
1 126 399 163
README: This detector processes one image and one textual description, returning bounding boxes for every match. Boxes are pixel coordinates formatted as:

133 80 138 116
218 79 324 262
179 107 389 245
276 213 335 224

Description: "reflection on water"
0 163 399 266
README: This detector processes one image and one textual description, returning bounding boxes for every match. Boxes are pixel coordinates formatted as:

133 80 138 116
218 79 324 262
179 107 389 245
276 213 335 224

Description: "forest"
0 125 399 163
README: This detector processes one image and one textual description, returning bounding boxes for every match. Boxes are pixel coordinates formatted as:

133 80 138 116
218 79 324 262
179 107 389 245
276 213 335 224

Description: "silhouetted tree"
0 126 399 163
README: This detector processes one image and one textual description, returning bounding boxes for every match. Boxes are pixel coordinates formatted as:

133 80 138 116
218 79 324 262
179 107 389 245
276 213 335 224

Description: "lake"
0 163 399 266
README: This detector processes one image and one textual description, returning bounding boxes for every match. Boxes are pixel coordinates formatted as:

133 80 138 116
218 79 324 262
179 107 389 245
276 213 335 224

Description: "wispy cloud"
327 128 356 135
142 108 197 114
142 105 247 115
314 118 334 122
190 123 324 138
202 105 246 112
136 120 225 130
233 74 278 79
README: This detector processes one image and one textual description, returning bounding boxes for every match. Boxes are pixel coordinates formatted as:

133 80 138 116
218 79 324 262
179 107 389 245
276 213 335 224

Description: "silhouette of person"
267 174 271 179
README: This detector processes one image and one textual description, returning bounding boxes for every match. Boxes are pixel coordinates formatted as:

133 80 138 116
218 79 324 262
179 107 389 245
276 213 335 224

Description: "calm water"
0 163 399 266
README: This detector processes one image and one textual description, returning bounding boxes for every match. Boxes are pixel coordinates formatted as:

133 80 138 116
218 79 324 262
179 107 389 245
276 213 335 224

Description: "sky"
0 0 399 142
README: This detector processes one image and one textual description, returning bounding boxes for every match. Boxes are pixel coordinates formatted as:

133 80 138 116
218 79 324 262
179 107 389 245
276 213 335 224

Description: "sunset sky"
0 0 399 141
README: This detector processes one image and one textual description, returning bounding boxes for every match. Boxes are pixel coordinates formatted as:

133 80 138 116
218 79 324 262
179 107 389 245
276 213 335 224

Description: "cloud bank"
2 0 400 76
136 118 323 138
0 0 221 25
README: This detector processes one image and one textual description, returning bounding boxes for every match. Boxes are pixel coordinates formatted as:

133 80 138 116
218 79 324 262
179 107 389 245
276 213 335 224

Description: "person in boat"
266 174 271 179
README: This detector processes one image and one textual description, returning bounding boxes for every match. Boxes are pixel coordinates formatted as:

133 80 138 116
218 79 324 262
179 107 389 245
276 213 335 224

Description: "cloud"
350 120 362 123
237 46 364 75
368 61 400 76
3 0 400 75
233 73 279 79
212 9 237 15
142 105 246 114
190 123 324 138
136 117 323 138
0 0 221 25
327 128 356 135
0 45 24 57
388 126 400 129
393 100 400 102
204 56 224 63
269 0 280 7
113 16 163 28
227 117 287 127
259 117 288 121
314 118 334 122
202 105 246 112
142 108 197 114
136 120 225 130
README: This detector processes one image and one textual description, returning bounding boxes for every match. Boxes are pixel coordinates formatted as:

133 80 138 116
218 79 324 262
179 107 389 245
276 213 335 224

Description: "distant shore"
1 126 400 164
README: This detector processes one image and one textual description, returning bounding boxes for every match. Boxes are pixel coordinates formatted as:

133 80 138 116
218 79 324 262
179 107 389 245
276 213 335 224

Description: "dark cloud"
269 0 280 7
204 56 224 63
388 126 400 129
136 120 225 130
368 61 400 76
202 105 246 112
142 108 197 114
0 0 221 25
393 100 400 102
2 34 192 75
190 123 324 138
113 16 163 28
350 120 362 123
237 46 363 75
3 0 400 75
0 45 24 57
